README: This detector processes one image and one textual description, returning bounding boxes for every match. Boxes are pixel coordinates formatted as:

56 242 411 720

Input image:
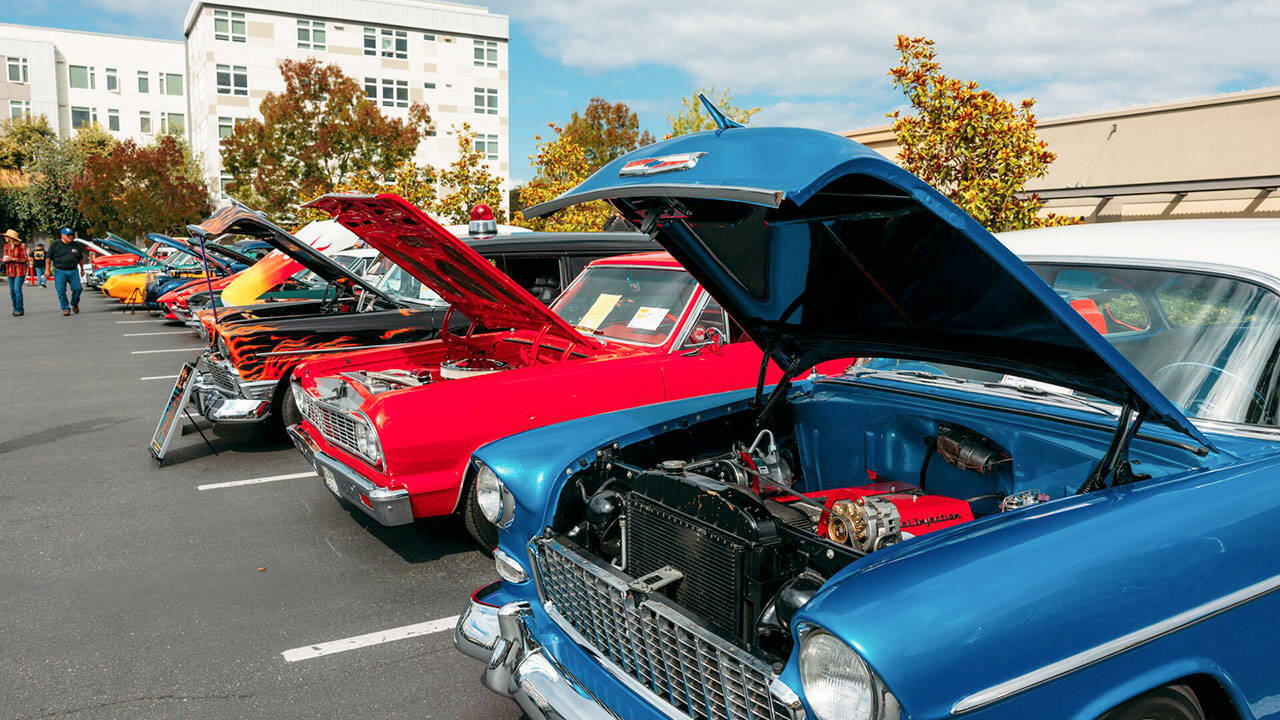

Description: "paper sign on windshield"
578 293 621 331
1000 374 1075 395
627 306 669 331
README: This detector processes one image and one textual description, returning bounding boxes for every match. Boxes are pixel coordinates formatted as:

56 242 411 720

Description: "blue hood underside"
525 126 1209 448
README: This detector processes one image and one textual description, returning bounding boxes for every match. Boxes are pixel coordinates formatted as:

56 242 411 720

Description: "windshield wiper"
981 382 1118 418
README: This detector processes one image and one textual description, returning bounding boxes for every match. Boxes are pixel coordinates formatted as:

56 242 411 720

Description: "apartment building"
183 0 510 193
0 24 187 143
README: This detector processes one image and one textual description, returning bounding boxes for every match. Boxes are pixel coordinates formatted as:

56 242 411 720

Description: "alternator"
828 496 902 552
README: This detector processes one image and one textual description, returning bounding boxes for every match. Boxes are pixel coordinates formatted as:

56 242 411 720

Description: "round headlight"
799 630 875 720
353 414 382 465
292 385 310 416
475 463 505 525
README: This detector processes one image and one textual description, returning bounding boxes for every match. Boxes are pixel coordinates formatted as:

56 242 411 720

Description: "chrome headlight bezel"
215 335 230 358
474 461 514 528
291 381 311 418
797 625 899 720
350 410 383 468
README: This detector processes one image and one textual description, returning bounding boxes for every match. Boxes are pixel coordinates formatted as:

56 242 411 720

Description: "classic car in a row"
452 120 1280 720
285 193 838 546
184 203 655 428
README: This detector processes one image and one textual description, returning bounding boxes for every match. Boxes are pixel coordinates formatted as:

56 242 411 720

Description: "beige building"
844 86 1280 222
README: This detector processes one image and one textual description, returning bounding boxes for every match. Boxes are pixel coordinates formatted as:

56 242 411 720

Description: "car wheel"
279 382 301 429
1100 685 1205 720
463 480 499 550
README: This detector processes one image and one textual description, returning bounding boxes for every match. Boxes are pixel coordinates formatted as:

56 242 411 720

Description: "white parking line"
281 616 460 662
197 471 317 491
141 374 179 381
131 347 197 355
123 331 190 337
116 319 167 324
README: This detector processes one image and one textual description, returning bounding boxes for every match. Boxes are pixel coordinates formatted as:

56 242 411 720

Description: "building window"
69 65 95 90
363 77 377 100
139 110 152 134
473 39 497 68
218 116 234 139
71 106 95 129
137 71 149 93
214 9 246 43
373 28 407 59
475 133 498 160
9 100 30 119
424 33 435 41
7 57 28 84
105 68 118 92
216 65 247 96
297 19 326 50
219 173 233 193
164 73 183 96
161 112 184 135
363 27 377 56
473 87 498 115
381 78 408 108
107 108 119 132
424 82 436 90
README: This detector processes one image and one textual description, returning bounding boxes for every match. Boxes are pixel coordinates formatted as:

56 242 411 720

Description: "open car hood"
305 193 593 347
190 205 394 305
526 126 1208 447
145 233 229 273
103 232 145 256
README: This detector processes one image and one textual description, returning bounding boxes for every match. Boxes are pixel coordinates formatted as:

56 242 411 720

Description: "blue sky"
6 1 1279 183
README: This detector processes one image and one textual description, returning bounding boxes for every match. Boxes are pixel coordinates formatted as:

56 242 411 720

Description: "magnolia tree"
221 59 430 220
888 36 1077 231
74 135 210 239
434 123 507 224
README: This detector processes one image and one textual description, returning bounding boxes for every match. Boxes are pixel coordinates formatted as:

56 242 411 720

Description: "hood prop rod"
1076 398 1146 494
755 355 803 427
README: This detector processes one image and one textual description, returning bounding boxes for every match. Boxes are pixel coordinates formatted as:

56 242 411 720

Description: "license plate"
322 467 339 496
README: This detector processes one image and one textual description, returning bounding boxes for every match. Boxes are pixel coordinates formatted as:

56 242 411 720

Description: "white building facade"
0 24 187 143
182 0 510 196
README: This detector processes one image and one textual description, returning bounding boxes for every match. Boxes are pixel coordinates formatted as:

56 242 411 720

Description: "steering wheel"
1151 361 1266 418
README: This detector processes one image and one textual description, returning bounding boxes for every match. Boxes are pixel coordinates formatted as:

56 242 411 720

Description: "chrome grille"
534 538 796 720
204 359 240 395
303 400 360 456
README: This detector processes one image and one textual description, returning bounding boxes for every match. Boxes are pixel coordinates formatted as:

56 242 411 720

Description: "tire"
462 480 499 551
278 382 301 429
1100 685 1205 720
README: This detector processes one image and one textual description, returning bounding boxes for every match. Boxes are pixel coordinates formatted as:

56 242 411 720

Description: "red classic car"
287 193 839 546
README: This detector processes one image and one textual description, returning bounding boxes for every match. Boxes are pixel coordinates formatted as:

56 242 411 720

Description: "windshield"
865 264 1280 426
375 263 445 304
551 265 697 346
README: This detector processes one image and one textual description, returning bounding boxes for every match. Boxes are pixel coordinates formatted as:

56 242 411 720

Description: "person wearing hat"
30 241 47 287
3 228 29 317
47 227 85 316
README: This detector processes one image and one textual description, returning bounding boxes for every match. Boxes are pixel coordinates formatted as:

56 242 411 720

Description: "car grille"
533 538 797 720
302 400 361 456
205 359 240 395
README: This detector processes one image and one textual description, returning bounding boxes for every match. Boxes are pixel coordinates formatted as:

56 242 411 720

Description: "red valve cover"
802 482 974 539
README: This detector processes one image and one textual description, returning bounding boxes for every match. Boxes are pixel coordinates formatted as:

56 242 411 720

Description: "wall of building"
184 0 509 201
843 86 1280 222
0 24 186 144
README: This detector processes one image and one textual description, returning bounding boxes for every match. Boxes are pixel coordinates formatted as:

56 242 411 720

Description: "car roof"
463 230 656 256
997 219 1280 280
589 250 680 268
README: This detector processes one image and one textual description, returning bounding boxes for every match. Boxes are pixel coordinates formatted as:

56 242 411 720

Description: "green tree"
666 86 760 137
74 135 211 239
0 115 55 170
433 123 506 225
515 122 615 232
564 98 655 168
16 126 115 237
888 35 1078 231
221 58 431 220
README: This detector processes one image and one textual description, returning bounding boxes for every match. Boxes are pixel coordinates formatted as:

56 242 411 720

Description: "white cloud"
493 0 1280 127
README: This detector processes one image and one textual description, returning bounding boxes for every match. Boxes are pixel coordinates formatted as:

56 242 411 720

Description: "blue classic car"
453 113 1280 720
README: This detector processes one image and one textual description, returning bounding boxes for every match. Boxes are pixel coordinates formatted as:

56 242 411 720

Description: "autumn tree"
433 123 506 225
515 122 615 232
888 36 1077 231
74 135 211 239
296 160 438 228
564 98 655 168
667 86 760 137
221 58 430 220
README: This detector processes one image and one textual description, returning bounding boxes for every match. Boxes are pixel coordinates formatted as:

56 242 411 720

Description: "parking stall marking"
131 348 200 355
281 615 460 662
123 331 192 337
197 471 317 491
116 319 169 324
141 374 179 381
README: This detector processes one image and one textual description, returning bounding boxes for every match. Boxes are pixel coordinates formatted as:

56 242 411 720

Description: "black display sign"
149 362 198 463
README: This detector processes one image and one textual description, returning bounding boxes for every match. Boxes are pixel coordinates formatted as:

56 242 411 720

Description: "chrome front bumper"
192 377 271 423
456 598 619 720
286 423 413 526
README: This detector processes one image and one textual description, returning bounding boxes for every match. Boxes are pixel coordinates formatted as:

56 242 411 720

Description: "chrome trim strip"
257 344 388 357
524 184 784 218
951 572 1280 714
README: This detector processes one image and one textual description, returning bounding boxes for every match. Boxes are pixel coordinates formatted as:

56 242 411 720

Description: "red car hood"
306 193 596 349
159 274 238 305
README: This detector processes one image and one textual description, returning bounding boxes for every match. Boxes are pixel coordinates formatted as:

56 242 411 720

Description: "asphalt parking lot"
1 285 518 719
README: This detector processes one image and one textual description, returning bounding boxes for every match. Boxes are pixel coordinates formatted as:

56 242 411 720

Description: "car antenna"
697 93 744 132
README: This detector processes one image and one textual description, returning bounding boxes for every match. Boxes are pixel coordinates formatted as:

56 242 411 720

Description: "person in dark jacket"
4 228 28 316
30 242 47 287
47 227 85 316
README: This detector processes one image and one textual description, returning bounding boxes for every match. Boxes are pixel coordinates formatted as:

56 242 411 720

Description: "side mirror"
683 326 725 355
